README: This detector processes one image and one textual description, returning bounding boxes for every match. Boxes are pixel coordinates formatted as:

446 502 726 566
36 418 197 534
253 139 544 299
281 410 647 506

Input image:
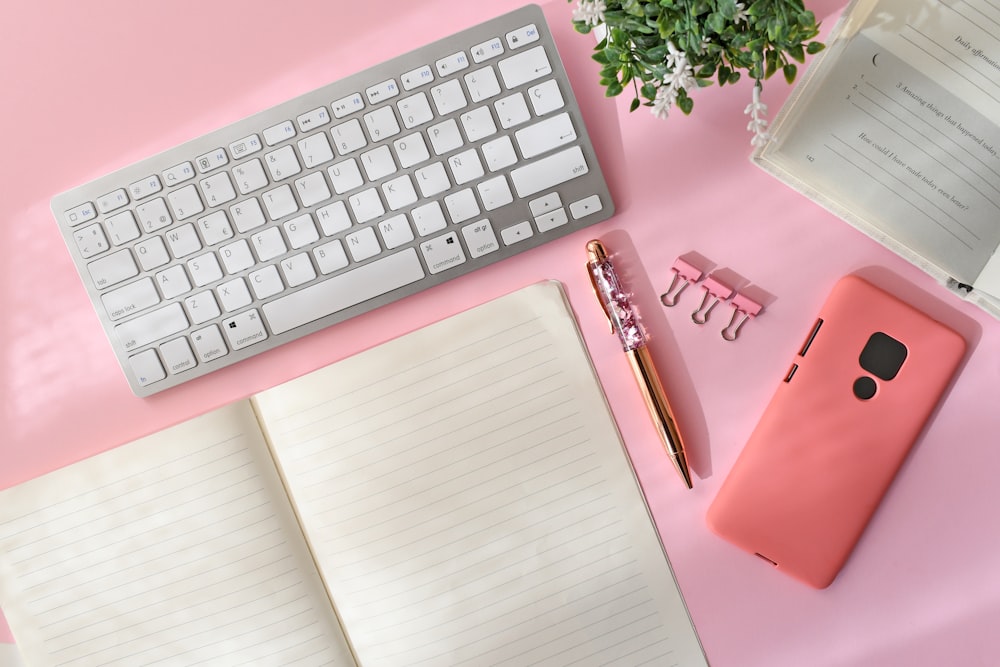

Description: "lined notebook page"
0 402 355 667
253 282 706 667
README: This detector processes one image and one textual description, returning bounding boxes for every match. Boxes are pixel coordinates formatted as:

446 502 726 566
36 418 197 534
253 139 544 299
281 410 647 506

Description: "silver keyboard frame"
51 4 614 396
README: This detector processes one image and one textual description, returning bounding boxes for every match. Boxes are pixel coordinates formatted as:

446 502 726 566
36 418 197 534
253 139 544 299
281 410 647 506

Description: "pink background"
3 0 999 663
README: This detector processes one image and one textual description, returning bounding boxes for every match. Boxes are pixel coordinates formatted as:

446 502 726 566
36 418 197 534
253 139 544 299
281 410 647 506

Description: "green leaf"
677 92 694 114
641 82 658 100
783 63 798 84
591 50 611 65
606 80 624 97
788 44 805 63
806 41 826 54
630 97 642 112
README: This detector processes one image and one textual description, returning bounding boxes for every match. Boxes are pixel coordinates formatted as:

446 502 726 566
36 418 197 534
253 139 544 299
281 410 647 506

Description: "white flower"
744 84 771 146
572 0 606 27
650 85 674 120
734 2 750 25
665 41 687 71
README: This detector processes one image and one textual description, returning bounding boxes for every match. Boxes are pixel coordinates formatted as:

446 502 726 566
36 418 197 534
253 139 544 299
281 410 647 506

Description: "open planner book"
0 282 706 666
753 0 1000 318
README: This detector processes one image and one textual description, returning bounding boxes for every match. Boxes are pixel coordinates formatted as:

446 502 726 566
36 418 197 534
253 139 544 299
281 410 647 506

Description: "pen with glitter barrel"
586 239 693 489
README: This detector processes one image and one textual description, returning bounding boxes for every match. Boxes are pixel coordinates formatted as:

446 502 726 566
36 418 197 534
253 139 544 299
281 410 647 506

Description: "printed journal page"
0 402 356 666
253 281 707 667
756 0 1000 302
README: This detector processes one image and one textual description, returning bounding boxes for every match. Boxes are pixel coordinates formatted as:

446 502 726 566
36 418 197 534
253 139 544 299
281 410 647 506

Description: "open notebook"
0 282 706 666
753 0 1000 318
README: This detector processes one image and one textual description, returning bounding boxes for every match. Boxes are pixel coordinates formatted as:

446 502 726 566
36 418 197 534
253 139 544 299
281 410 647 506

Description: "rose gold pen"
586 239 693 489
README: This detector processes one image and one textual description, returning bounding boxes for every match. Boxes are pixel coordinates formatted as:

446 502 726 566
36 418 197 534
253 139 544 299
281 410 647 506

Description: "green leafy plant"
569 0 825 143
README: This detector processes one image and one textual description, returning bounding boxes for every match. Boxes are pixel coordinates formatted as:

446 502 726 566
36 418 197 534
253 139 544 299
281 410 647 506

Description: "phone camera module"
853 376 878 400
859 332 908 380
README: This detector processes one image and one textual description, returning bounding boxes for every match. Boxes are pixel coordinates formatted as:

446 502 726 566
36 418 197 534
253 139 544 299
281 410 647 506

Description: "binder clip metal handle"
691 275 734 325
721 292 763 341
661 257 704 307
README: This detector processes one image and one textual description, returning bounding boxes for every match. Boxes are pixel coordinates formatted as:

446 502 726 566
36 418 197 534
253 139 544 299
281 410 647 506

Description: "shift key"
509 145 588 198
115 302 188 351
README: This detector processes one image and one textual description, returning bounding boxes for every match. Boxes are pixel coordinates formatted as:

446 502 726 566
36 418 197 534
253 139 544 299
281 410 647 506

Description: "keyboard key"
88 248 138 288
263 120 296 146
529 192 562 217
460 107 497 142
382 175 418 210
471 37 504 63
397 92 434 129
163 161 196 185
191 324 228 362
165 223 203 258
400 65 434 91
102 277 160 320
96 189 129 214
411 201 447 236
135 237 171 271
197 210 235 246
477 175 513 211
447 149 484 185
331 92 365 118
195 148 228 173
464 67 502 103
427 119 463 155
462 220 500 258
364 106 401 141
315 201 352 236
279 253 317 287
155 265 192 299
535 207 569 232
498 45 551 88
233 159 269 194
297 134 335 169
506 23 540 49
128 349 166 386
136 198 173 233
187 252 223 287
294 172 332 208
115 302 188 351
482 135 517 172
346 226 381 262
200 172 237 206
262 184 299 220
313 240 348 274
251 227 287 262
296 106 331 132
435 51 469 76
393 133 430 168
430 80 467 115
570 194 604 219
331 119 367 154
167 184 204 220
184 290 221 323
348 188 385 223
248 265 284 299
509 145 588 198
378 214 414 249
360 145 396 181
230 198 267 232
263 248 425 334
219 239 255 274
229 134 262 158
264 145 302 181
128 175 162 201
414 162 450 197
63 202 97 227
495 92 531 129
527 79 564 115
105 210 141 245
283 214 320 249
500 220 534 245
327 159 364 194
217 277 253 311
222 308 268 350
420 232 466 274
160 337 197 374
73 223 110 259
365 79 400 105
514 112 576 159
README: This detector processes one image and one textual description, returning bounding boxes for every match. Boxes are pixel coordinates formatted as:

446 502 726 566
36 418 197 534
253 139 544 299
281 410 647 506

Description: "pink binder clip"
721 292 763 341
691 273 734 325
661 257 704 307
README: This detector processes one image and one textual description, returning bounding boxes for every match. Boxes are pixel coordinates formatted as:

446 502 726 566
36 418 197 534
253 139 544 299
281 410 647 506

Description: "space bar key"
263 248 425 335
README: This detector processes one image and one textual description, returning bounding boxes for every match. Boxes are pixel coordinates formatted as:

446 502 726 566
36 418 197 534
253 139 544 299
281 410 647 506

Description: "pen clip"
586 241 616 335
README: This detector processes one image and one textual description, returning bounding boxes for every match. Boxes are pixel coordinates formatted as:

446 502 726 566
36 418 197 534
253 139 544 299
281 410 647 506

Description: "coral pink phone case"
706 275 966 588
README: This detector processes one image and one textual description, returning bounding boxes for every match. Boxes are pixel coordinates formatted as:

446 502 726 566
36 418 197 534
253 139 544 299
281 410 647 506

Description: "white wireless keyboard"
51 4 614 396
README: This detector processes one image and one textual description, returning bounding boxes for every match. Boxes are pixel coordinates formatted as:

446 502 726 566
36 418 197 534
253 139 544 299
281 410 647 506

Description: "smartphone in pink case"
706 275 966 588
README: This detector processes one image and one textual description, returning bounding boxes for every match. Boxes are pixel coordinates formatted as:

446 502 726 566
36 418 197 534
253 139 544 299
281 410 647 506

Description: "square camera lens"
859 332 908 380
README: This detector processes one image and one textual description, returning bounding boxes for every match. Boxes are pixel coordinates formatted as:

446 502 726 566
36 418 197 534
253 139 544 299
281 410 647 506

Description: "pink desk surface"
2 0 999 663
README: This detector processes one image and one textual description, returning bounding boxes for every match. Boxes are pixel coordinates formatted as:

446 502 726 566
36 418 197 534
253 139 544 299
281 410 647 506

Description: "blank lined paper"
253 281 706 667
0 403 354 666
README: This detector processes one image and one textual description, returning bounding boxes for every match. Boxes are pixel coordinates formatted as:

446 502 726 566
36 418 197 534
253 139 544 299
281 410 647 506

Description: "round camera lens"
853 376 877 400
